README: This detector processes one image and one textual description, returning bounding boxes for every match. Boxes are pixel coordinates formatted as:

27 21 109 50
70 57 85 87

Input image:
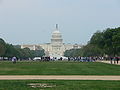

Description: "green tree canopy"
0 38 6 56
64 27 120 57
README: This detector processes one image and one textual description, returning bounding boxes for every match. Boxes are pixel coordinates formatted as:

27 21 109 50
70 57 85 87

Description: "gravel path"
99 60 120 65
0 75 120 80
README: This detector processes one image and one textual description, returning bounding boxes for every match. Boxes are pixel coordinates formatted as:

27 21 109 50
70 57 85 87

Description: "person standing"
12 56 17 64
116 57 119 64
110 57 113 64
113 57 116 64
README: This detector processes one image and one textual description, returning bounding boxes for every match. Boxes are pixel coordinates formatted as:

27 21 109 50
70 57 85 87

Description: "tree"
64 27 120 57
82 44 102 57
0 38 6 56
31 49 45 57
89 27 120 56
5 44 19 57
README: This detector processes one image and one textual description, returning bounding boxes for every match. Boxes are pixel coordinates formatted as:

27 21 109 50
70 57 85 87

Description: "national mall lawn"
0 80 120 90
0 61 120 90
0 61 120 75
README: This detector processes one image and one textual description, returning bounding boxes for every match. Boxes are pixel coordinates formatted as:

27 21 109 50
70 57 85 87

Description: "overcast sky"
0 0 120 45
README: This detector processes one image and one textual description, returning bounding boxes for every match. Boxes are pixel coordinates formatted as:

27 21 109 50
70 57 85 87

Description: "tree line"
64 27 120 57
0 38 45 60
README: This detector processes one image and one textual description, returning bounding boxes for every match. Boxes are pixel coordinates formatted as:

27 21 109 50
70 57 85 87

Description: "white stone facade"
21 25 81 57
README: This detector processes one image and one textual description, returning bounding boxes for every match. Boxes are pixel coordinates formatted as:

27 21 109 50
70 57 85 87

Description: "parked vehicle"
33 57 41 61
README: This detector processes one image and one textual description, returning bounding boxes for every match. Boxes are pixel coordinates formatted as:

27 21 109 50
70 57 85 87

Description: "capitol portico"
21 24 81 57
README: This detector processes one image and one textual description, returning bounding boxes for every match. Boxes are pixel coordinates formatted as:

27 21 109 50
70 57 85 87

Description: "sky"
0 0 120 45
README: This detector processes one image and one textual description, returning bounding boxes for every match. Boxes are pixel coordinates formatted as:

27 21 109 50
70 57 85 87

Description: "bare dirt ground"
0 75 120 80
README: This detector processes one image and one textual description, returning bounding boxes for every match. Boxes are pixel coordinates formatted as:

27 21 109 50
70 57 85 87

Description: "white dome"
52 29 62 39
51 26 63 44
53 30 61 34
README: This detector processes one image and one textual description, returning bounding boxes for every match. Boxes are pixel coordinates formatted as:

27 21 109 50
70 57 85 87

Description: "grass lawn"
0 80 120 90
0 61 120 75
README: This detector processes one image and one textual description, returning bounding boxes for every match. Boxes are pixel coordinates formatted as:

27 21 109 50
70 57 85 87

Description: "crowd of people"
0 56 119 64
109 57 120 64
68 56 120 64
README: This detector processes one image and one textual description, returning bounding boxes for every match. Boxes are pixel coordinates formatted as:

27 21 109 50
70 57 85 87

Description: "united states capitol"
21 25 82 58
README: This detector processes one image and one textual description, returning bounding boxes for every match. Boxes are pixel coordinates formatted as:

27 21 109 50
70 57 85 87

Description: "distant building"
21 24 82 57
21 45 42 51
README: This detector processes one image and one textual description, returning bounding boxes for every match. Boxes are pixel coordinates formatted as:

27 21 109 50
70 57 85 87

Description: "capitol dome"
53 30 61 34
51 24 63 44
52 30 62 38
